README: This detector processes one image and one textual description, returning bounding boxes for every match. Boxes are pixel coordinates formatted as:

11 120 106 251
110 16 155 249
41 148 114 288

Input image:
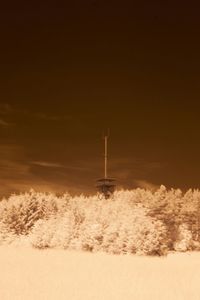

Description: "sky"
0 1 200 196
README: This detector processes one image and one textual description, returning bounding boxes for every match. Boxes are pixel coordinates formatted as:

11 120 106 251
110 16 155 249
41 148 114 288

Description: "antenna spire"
104 134 108 178
103 128 110 179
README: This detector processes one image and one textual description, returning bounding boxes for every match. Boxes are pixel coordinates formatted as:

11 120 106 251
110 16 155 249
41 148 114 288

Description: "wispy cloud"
33 113 61 121
0 103 70 122
0 145 30 176
31 161 64 168
0 146 74 198
134 179 159 191
0 118 13 127
31 160 91 172
33 112 73 122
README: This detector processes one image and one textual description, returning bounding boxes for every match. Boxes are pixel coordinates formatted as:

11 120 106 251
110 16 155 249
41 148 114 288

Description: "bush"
29 197 168 255
174 224 193 252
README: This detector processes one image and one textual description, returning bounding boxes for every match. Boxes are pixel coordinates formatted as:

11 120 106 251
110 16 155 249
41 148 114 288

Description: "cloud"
134 179 159 191
0 103 68 122
33 113 61 121
31 161 64 168
0 118 13 127
31 160 91 172
33 112 73 122
0 146 72 198
0 145 30 176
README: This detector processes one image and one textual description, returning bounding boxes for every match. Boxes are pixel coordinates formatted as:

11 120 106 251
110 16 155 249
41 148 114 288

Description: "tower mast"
96 130 116 199
104 134 108 179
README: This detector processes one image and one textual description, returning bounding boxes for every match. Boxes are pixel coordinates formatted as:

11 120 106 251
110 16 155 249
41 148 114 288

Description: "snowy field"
0 247 200 300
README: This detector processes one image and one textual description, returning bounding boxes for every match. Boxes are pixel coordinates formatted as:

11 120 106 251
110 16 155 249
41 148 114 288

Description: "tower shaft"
96 130 116 199
104 135 108 178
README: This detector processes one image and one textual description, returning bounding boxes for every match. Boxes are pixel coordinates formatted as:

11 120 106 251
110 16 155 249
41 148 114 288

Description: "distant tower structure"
96 131 116 199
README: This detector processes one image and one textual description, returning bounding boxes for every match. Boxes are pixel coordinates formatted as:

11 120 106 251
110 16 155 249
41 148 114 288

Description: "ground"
0 247 200 300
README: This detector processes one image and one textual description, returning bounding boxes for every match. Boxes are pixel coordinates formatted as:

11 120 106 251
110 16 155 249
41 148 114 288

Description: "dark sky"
0 1 200 196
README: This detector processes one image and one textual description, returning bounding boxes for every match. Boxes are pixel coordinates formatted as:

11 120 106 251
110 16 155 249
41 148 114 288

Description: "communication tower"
96 131 116 199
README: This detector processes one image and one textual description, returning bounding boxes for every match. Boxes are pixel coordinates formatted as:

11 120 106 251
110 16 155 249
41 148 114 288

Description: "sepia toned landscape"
1 1 200 299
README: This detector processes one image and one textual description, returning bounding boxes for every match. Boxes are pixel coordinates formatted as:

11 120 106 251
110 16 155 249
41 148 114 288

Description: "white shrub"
174 224 193 252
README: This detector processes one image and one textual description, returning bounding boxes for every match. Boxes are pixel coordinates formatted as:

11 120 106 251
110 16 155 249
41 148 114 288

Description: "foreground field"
0 247 200 300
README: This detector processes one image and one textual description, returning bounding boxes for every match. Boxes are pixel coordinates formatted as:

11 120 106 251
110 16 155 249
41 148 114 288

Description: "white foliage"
174 224 193 252
1 186 200 255
29 195 167 255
